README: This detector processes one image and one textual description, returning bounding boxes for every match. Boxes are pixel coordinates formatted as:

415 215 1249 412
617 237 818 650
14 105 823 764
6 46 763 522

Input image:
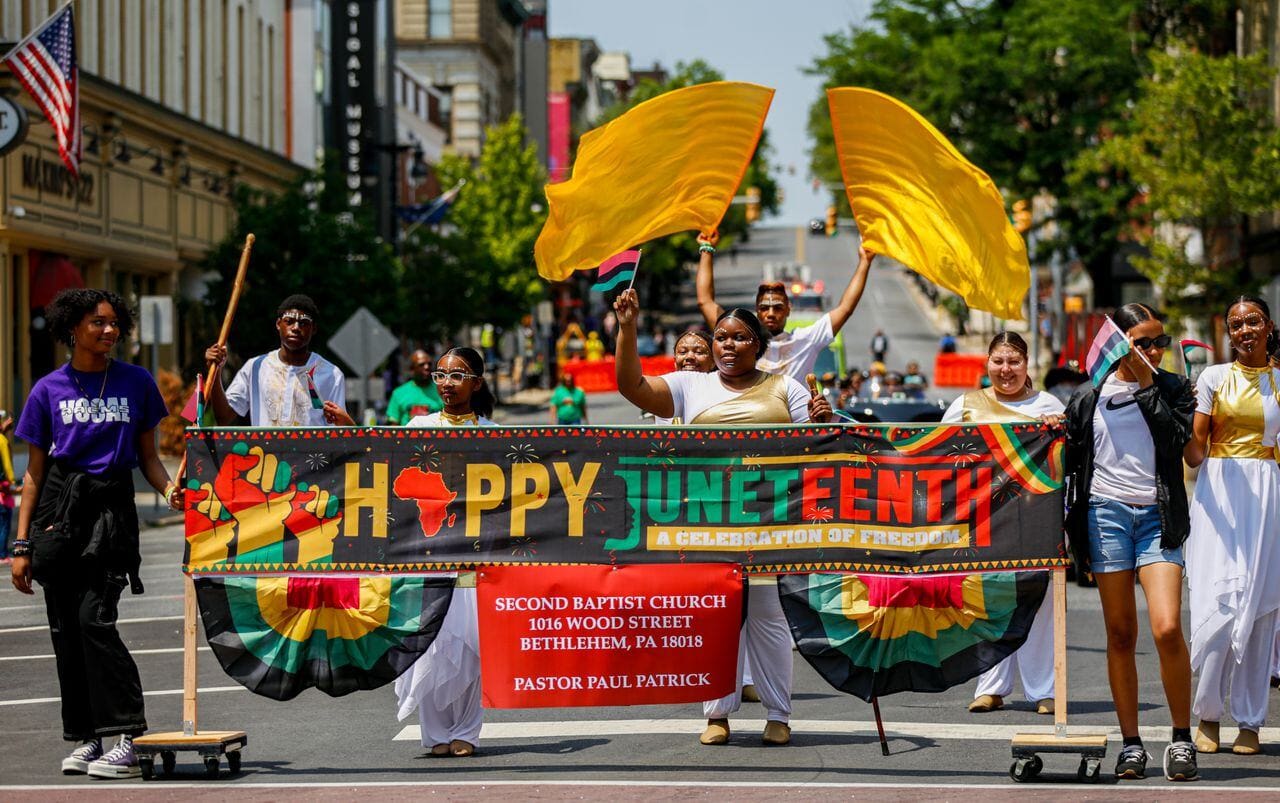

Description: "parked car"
838 397 949 424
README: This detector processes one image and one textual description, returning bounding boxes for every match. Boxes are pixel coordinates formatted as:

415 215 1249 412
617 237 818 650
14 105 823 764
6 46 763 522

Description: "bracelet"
698 243 716 254
12 540 31 557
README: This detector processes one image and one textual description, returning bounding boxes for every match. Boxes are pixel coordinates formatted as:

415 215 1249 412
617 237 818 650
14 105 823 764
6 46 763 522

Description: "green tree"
401 114 547 339
1078 49 1280 319
804 0 1235 290
200 161 401 369
594 60 781 309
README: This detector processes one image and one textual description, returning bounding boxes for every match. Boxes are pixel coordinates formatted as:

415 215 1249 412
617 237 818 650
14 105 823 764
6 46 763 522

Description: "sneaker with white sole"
86 736 141 779
1164 740 1199 781
1115 743 1149 779
61 740 102 775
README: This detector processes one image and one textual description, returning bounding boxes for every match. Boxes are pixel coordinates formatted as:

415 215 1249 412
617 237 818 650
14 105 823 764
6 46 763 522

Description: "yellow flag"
828 88 1029 319
535 82 774 281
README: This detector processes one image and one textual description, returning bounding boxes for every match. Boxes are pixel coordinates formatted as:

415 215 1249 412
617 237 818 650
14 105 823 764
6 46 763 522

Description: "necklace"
68 359 111 413
439 410 479 426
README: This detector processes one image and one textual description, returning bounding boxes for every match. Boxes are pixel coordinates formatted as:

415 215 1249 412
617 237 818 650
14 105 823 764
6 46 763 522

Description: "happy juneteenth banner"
182 423 1067 575
183 423 1065 701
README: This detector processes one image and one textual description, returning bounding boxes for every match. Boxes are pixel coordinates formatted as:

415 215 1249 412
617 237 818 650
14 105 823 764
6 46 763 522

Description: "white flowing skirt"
393 587 481 742
1186 456 1280 670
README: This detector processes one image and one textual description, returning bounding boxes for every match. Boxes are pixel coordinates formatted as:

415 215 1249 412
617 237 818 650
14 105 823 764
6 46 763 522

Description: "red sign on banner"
477 564 743 708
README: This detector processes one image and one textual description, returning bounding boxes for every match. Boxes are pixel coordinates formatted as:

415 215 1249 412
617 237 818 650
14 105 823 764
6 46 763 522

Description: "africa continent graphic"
392 467 457 536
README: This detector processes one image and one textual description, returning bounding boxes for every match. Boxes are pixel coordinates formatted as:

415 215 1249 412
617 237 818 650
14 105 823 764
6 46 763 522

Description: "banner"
194 575 456 700
182 423 1067 575
476 564 743 707
778 572 1049 702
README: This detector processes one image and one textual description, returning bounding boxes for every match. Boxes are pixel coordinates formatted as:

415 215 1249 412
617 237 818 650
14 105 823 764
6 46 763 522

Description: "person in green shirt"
550 373 588 425
386 350 444 424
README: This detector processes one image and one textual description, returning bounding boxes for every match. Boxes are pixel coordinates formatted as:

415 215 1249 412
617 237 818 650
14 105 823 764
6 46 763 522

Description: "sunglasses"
432 371 478 384
1132 334 1172 350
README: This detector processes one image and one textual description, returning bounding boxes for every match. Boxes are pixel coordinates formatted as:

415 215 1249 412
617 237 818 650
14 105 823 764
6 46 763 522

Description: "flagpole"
624 248 643 292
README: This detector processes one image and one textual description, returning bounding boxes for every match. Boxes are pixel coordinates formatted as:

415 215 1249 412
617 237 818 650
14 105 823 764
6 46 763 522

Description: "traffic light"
745 186 761 223
825 205 838 237
1012 199 1032 234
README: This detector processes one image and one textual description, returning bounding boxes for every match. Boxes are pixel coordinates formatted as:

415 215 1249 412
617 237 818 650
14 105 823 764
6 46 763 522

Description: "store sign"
20 152 93 204
0 94 29 157
329 0 380 208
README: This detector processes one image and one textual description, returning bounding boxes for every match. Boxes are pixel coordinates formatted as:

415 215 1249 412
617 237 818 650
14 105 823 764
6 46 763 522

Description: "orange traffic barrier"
933 352 987 388
560 356 676 393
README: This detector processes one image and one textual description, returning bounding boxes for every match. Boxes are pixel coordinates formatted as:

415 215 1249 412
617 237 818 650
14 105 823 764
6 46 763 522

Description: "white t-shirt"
406 411 497 427
1090 374 1156 505
757 314 835 382
661 370 811 424
225 351 346 427
942 390 1064 423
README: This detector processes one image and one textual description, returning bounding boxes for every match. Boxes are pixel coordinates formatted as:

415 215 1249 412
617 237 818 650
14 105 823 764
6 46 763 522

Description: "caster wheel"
227 751 241 774
138 756 155 780
204 756 219 779
1077 757 1101 783
1009 755 1042 782
161 751 176 776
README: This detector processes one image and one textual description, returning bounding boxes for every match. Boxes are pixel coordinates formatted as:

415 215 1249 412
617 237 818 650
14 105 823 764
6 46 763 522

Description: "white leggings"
704 582 793 723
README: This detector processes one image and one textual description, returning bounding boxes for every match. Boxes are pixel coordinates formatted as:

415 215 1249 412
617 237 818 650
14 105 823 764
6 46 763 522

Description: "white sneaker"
61 740 102 774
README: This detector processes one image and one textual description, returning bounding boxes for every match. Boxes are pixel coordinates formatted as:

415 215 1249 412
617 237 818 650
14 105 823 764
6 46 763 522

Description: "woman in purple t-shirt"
10 289 181 780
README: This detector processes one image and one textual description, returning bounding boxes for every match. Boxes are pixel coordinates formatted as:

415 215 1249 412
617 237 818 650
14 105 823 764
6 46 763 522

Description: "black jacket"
30 460 144 594
1063 369 1195 572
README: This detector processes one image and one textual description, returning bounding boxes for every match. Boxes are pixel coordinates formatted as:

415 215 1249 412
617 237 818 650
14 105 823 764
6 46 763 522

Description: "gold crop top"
1208 363 1277 460
689 373 794 425
957 388 1038 424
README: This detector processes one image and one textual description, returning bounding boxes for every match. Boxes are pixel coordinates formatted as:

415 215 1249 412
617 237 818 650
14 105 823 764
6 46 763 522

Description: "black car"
808 217 825 235
838 396 948 424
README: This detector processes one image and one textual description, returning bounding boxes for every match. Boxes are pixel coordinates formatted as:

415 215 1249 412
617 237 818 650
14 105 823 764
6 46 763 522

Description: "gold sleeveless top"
1208 363 1278 460
957 388 1038 423
690 373 794 425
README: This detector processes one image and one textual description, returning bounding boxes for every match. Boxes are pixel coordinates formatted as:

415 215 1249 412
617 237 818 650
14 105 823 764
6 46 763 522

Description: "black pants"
43 568 147 741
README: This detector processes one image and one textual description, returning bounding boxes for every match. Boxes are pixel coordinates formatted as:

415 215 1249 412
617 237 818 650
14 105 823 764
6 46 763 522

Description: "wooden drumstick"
806 373 820 396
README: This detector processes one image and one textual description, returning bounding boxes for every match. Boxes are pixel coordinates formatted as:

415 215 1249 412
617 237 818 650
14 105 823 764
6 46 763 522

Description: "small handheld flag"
591 249 642 293
1084 316 1130 387
305 367 325 410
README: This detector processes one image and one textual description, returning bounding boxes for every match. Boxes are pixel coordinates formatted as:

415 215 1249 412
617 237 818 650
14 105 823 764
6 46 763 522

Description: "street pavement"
4 228 1280 797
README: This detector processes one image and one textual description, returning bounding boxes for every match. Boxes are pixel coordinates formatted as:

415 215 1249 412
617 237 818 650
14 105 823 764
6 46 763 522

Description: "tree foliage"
804 0 1246 292
400 114 548 341
1079 49 1280 318
201 162 401 367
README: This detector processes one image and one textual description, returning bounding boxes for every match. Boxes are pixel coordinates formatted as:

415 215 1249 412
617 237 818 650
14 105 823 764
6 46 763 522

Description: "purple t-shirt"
15 360 168 474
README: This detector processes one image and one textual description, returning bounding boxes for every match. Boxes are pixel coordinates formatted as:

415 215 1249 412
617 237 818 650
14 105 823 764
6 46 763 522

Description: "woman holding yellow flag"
613 288 830 747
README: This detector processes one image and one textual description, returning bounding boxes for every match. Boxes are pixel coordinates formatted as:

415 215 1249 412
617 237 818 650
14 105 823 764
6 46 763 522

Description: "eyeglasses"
713 331 756 346
1132 334 1172 350
279 313 314 327
1227 314 1267 332
432 371 478 384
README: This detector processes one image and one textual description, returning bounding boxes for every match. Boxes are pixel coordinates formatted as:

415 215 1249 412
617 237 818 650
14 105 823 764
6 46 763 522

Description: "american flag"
2 4 79 176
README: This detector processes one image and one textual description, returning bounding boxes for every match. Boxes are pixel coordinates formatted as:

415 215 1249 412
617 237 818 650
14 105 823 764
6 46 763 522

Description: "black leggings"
43 568 147 741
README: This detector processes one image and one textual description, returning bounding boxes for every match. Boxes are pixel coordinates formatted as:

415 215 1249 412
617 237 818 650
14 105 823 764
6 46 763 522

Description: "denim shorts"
1086 496 1183 573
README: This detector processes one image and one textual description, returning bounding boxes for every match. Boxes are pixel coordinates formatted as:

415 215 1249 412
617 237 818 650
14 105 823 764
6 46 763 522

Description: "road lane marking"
0 593 185 613
394 718 1280 745
0 646 211 661
2 780 1279 793
0 685 244 707
0 614 183 634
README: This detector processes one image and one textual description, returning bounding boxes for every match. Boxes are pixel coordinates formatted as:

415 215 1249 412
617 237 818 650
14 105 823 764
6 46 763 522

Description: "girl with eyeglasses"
613 288 831 749
395 348 495 759
1183 295 1280 757
1063 303 1198 781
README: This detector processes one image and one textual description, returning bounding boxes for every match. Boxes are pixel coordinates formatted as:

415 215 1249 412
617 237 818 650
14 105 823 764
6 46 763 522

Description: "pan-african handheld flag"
778 571 1049 702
